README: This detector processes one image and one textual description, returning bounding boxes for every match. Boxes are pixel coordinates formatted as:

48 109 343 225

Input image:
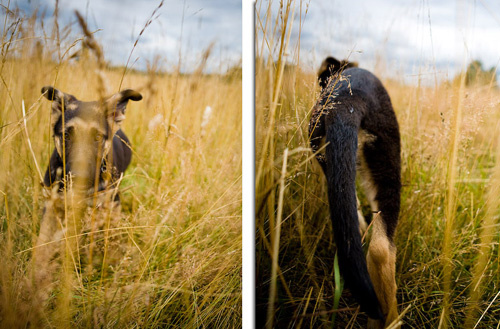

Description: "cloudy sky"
6 0 241 72
4 0 499 82
262 0 500 84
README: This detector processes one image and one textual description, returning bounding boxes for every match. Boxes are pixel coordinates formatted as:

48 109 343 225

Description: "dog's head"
317 56 358 89
42 86 142 188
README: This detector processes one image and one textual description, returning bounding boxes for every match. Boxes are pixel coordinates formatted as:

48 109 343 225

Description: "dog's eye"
95 134 103 142
64 132 71 140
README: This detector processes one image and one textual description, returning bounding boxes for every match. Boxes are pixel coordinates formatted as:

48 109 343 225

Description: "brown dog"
42 86 142 198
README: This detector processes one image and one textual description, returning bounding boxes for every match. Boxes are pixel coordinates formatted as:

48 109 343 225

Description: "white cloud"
270 0 500 83
7 0 241 72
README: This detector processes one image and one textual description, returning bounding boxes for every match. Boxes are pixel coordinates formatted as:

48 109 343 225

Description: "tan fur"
67 102 79 111
358 129 377 146
357 129 378 210
106 116 121 137
356 129 378 235
357 194 368 233
366 214 398 328
358 130 399 328
65 117 105 133
54 136 62 157
53 119 105 158
103 140 112 158
50 107 61 130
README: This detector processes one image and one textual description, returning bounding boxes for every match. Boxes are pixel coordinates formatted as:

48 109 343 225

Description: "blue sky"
261 0 500 84
4 0 499 82
4 0 242 73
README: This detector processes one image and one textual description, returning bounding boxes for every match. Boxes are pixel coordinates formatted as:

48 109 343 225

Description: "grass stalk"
440 64 466 329
266 148 289 329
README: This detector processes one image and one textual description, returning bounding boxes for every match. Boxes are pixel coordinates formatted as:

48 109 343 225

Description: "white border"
242 0 255 328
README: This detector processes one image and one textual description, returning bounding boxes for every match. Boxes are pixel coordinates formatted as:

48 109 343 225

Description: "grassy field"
0 6 241 328
256 1 500 328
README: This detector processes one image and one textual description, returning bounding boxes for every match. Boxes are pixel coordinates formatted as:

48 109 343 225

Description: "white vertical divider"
242 0 255 328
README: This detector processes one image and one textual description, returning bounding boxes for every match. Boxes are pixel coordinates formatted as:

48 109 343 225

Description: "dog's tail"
325 117 384 320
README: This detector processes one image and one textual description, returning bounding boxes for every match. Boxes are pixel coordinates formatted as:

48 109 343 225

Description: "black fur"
309 57 401 320
317 56 358 89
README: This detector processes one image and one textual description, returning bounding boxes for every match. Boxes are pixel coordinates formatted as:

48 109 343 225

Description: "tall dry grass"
256 1 500 328
0 4 241 328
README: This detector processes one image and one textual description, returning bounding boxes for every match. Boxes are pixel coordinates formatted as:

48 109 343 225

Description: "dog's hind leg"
359 132 401 329
356 194 368 234
366 211 398 329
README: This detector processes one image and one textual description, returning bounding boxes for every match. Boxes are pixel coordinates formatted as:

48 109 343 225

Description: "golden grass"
0 5 241 328
256 1 500 328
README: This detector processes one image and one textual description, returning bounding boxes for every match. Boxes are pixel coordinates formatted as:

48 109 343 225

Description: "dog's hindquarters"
312 61 401 326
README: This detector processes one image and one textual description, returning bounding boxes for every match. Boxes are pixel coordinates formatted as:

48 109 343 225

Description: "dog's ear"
41 86 60 102
105 89 142 124
41 86 78 128
41 86 78 108
341 60 358 70
105 89 142 136
317 57 357 89
318 57 341 89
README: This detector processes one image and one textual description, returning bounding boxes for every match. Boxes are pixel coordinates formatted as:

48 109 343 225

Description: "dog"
42 86 142 198
309 57 401 328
